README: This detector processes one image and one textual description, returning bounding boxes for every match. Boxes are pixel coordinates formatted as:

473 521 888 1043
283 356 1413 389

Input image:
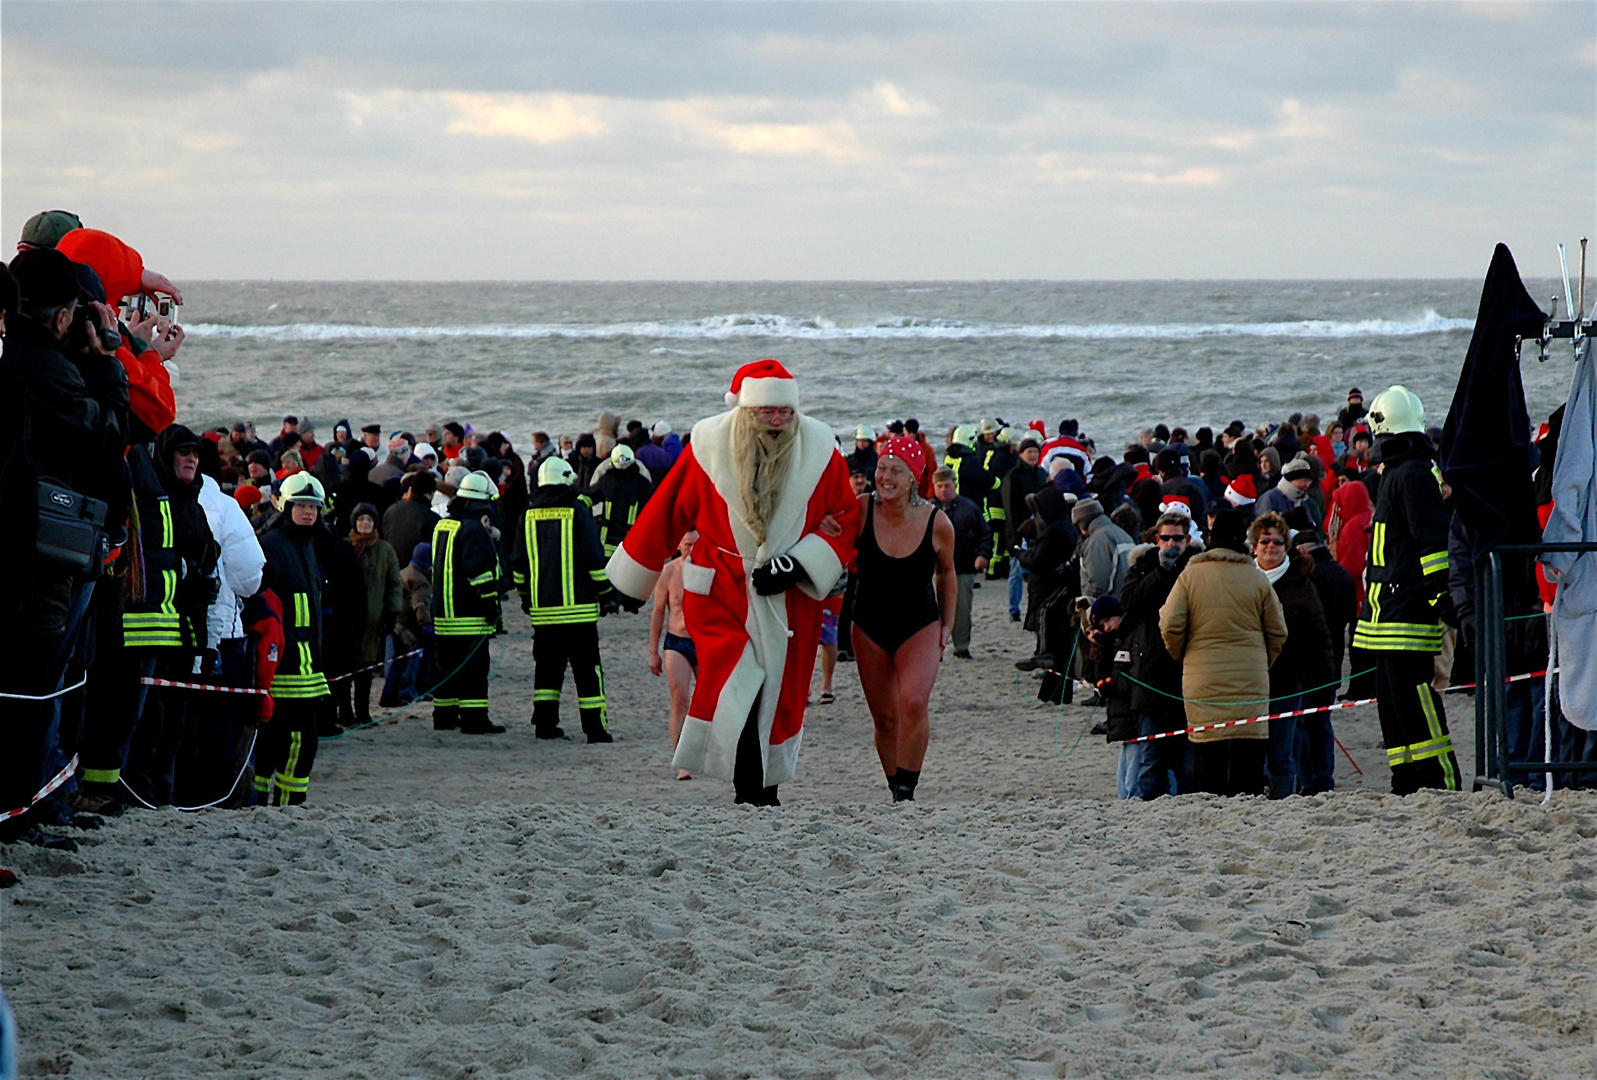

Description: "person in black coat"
1016 485 1080 694
1252 513 1335 799
1121 514 1203 798
1293 528 1358 795
329 448 387 538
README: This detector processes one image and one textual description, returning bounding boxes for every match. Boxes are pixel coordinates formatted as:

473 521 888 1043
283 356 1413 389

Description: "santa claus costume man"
606 360 860 805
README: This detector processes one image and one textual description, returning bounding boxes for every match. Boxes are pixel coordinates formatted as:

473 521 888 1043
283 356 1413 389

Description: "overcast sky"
4 1 1593 280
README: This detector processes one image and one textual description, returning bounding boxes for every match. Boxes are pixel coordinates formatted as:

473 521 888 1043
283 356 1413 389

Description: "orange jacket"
56 228 177 434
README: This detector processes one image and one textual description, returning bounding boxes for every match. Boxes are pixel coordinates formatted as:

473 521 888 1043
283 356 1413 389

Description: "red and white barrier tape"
0 673 88 701
1128 698 1378 744
140 677 268 696
1125 669 1558 745
1 754 80 822
1442 668 1552 694
327 648 423 684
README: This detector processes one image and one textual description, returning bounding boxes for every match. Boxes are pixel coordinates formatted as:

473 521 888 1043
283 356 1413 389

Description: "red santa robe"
607 411 859 785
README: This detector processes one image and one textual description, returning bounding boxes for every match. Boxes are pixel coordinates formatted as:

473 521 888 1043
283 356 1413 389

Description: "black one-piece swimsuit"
851 498 940 656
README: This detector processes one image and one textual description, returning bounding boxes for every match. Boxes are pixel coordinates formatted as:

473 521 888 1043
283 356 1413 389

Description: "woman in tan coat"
1159 508 1288 796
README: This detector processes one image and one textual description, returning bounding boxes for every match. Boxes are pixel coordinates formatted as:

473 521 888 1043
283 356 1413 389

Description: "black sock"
892 768 920 801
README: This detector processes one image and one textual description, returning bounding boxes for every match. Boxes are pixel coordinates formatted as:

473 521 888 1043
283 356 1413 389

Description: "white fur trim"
734 376 799 410
605 545 659 601
788 532 844 601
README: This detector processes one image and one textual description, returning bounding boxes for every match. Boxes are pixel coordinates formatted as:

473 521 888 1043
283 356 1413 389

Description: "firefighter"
1352 385 1461 793
590 443 653 556
515 457 625 743
255 472 332 805
430 470 505 735
980 420 1016 579
946 424 1002 577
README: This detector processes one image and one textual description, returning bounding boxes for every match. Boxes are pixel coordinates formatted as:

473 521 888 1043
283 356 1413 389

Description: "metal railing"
1476 541 1597 796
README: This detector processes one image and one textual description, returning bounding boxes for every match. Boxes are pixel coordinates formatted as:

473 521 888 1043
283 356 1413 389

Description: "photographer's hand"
153 323 185 361
140 270 183 305
126 311 161 348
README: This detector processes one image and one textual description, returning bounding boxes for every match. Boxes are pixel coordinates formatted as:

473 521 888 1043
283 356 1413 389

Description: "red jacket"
55 228 176 434
245 589 286 721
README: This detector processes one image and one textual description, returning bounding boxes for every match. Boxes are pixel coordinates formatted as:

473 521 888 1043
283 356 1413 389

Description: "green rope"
1505 612 1547 622
322 627 528 740
1117 666 1377 709
1053 628 1094 759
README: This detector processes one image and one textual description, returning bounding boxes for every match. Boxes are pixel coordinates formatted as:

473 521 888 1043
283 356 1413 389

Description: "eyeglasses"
1255 537 1285 547
1155 534 1187 543
752 407 795 421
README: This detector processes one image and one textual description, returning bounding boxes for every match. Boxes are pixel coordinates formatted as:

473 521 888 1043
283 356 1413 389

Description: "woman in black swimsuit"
852 436 956 801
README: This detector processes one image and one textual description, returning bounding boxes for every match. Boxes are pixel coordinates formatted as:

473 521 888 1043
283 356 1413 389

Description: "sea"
176 279 1580 452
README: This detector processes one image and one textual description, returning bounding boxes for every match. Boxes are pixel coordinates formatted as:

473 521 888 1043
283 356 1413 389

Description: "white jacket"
198 476 266 648
1542 337 1597 730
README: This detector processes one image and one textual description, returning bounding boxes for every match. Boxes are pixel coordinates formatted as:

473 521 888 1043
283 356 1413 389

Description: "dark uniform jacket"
431 503 503 638
258 518 330 701
1120 543 1198 727
512 485 614 626
591 467 652 556
1353 434 1451 654
932 495 991 576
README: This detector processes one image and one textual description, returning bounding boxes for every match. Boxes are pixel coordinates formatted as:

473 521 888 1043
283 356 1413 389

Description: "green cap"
21 210 84 248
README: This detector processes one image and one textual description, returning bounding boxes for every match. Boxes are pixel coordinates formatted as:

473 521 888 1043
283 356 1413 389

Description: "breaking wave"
185 309 1472 343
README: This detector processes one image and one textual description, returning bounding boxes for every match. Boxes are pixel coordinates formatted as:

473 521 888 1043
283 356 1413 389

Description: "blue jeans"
1296 688 1337 795
1008 563 1027 617
1115 741 1142 800
1135 714 1185 798
1503 682 1549 786
1267 684 1302 799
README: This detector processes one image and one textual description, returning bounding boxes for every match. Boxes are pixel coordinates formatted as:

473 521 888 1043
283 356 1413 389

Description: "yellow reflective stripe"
296 592 311 628
81 767 120 784
532 689 561 702
562 513 575 606
434 618 493 636
528 606 599 625
628 504 639 526
588 569 608 582
160 499 173 549
468 570 496 587
1420 551 1448 575
457 699 489 709
1372 522 1386 567
282 731 302 803
512 571 528 586
435 519 461 619
1417 682 1459 789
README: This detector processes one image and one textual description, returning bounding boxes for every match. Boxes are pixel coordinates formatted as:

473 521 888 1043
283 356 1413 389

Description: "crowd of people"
3 209 1587 885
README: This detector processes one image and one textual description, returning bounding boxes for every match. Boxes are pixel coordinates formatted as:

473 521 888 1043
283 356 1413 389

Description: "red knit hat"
725 359 799 409
879 435 926 480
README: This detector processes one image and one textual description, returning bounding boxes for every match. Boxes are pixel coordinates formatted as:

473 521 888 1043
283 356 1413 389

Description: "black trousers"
254 697 320 805
433 634 492 730
1190 739 1266 797
732 694 779 806
531 622 606 737
1375 649 1460 794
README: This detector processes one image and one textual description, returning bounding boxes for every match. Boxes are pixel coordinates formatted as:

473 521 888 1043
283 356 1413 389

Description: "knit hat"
1281 457 1312 478
9 247 81 309
234 485 263 509
1089 595 1123 626
879 435 925 480
1070 497 1104 528
1210 508 1250 553
1224 475 1257 506
412 442 437 460
725 359 798 409
651 420 672 437
411 542 432 570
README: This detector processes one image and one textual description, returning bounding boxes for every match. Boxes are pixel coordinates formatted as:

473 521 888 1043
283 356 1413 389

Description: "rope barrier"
0 673 88 701
1 755 80 822
116 729 260 813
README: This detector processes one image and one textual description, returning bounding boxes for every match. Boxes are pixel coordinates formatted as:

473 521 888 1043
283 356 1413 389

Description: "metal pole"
1486 551 1513 798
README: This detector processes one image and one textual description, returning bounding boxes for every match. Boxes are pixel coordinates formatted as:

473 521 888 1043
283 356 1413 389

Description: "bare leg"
885 622 942 771
820 644 837 695
852 626 902 777
664 651 695 779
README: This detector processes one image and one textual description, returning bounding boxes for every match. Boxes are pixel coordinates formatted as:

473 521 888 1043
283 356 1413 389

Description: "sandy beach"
4 581 1594 1078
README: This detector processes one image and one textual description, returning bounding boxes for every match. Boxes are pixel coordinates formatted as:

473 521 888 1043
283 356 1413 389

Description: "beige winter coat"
1158 548 1288 741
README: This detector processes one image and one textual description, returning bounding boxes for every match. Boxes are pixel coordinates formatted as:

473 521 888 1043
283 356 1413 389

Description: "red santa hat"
1158 495 1192 518
725 359 800 409
1224 474 1257 506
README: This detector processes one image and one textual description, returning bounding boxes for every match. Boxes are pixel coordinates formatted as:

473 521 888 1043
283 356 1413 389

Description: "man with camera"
0 248 129 847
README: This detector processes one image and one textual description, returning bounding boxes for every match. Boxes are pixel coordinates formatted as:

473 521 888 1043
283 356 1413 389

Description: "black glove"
751 553 808 596
1158 543 1181 571
597 589 622 617
1431 591 1459 629
619 594 645 614
1459 610 1477 651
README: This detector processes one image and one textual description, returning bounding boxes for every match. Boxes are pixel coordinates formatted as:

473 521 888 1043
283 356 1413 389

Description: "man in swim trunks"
649 530 699 779
607 360 859 805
